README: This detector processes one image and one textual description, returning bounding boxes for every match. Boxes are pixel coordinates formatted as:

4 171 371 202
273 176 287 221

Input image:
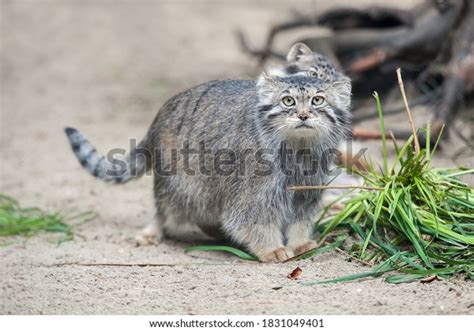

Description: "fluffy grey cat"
65 43 351 262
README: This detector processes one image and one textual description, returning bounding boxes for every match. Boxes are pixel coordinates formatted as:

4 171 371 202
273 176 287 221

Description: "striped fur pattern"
65 127 150 183
64 43 352 262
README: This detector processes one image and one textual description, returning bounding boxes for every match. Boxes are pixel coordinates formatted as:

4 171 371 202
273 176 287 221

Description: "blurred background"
1 0 472 210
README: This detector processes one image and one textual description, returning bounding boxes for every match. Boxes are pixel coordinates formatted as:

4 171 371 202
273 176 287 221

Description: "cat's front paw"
258 247 293 263
293 241 318 256
134 222 162 246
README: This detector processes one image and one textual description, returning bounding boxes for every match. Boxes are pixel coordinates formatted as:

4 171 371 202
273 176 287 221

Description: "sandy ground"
1 0 473 314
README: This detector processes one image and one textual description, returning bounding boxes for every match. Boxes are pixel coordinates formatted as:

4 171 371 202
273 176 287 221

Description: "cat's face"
256 74 351 141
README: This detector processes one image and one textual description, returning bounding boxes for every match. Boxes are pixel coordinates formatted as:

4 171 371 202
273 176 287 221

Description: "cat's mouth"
282 118 319 136
294 121 315 129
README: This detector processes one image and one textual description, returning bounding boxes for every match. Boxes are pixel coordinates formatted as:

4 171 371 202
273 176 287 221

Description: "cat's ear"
257 71 278 104
265 65 286 78
329 74 352 111
256 71 274 88
286 43 313 62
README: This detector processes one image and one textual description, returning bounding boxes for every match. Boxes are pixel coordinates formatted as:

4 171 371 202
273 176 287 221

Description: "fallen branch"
49 262 227 267
317 6 414 30
350 48 389 73
352 128 394 140
50 262 180 267
347 1 464 74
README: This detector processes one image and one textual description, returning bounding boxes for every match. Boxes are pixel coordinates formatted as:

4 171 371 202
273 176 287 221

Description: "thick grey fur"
65 43 352 262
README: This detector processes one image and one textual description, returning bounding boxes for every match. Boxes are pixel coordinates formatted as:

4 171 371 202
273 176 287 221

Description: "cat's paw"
134 222 162 246
258 247 293 263
293 241 318 256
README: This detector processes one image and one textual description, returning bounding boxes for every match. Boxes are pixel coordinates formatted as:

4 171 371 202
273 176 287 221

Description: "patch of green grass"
314 92 474 283
0 194 95 245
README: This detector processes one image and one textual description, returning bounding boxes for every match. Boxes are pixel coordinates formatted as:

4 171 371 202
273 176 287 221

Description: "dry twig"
288 185 384 191
397 68 420 154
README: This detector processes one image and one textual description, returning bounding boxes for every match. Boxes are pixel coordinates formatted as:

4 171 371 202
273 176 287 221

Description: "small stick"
350 48 388 73
288 185 384 191
396 68 420 154
50 262 180 267
284 242 324 262
388 130 397 144
352 128 394 140
48 262 228 267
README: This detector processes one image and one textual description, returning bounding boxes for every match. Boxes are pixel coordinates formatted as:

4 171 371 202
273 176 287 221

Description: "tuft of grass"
314 92 474 283
0 194 95 245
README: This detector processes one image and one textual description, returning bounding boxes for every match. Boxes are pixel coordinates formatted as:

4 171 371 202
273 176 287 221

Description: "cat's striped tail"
64 127 151 183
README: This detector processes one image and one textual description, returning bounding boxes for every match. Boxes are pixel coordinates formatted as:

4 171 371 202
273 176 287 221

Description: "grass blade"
185 245 258 261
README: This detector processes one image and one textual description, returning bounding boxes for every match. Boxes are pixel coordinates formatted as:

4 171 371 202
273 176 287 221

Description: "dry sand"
1 0 473 314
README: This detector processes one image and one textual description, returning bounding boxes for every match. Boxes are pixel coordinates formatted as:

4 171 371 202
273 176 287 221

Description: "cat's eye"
309 70 318 77
311 96 325 106
281 96 296 107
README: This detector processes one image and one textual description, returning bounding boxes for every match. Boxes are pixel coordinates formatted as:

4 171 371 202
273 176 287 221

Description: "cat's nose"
298 113 310 121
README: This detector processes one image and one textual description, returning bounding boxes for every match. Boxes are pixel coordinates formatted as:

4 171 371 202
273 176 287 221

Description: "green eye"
309 70 318 77
312 96 325 106
282 96 296 107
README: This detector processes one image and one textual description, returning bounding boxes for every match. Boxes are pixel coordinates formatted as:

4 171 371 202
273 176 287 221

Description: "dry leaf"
287 266 303 280
420 275 439 283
